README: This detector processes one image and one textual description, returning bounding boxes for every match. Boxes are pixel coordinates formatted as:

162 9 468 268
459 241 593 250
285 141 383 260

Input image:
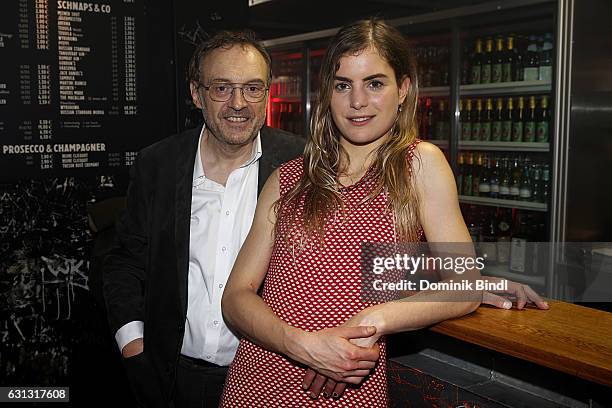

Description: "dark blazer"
103 125 304 405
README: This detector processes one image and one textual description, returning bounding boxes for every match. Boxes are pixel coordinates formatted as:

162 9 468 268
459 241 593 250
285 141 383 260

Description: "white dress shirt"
115 126 261 366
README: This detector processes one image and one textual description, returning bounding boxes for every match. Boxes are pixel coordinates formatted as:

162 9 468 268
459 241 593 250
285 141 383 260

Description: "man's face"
190 45 269 147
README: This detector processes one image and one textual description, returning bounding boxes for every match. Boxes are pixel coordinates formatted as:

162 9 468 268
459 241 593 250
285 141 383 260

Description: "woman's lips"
347 116 374 126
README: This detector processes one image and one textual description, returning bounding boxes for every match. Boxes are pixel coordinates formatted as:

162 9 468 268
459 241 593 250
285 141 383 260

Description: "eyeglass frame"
198 81 270 103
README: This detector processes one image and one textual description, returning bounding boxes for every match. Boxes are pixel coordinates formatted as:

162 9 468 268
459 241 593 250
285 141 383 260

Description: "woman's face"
330 47 409 147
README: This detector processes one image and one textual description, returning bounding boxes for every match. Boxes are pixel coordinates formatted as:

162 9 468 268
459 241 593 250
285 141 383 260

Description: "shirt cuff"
115 321 144 352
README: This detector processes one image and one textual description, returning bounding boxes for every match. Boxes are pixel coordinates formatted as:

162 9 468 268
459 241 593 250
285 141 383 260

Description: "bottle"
539 33 553 81
480 98 493 141
531 163 542 203
478 154 491 197
512 96 525 142
470 39 483 84
519 160 533 201
509 156 521 200
491 98 503 141
503 35 516 82
435 99 448 140
425 98 434 139
514 34 525 81
496 208 512 265
472 99 482 142
460 99 473 141
524 96 537 142
523 35 540 81
501 97 513 142
492 36 504 83
461 46 471 85
463 152 474 196
457 152 465 194
498 157 511 199
481 38 493 84
466 205 482 243
510 211 530 274
536 95 550 143
480 208 498 263
542 163 550 203
472 153 483 197
489 156 500 198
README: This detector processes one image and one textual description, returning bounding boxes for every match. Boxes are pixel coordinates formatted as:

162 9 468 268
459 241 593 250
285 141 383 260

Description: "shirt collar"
193 124 262 184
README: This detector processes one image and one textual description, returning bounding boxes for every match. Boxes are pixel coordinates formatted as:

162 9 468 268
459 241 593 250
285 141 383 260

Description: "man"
103 30 305 407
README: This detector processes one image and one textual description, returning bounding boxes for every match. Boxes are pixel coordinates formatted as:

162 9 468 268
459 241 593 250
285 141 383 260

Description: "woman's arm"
221 170 379 382
352 142 482 340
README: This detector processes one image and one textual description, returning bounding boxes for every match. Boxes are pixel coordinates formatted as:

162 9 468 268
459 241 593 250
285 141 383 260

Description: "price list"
0 0 150 181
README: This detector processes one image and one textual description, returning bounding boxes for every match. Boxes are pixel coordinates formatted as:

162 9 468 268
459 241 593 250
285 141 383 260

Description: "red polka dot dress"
220 141 422 407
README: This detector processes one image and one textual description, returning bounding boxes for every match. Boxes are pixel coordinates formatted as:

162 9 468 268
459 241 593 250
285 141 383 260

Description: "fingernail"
503 301 512 309
332 393 339 398
309 392 317 399
543 302 549 308
302 383 307 390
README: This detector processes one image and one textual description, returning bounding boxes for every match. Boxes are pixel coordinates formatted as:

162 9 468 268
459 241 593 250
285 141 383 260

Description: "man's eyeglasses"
200 82 269 103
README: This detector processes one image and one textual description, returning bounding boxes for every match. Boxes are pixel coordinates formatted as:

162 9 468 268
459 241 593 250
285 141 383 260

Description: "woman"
221 19 485 406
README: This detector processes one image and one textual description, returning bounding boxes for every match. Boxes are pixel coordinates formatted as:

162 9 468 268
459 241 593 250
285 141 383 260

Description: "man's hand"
122 338 144 358
481 276 549 310
290 326 379 384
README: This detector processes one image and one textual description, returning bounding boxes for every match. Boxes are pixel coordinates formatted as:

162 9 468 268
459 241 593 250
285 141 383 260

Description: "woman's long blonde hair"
276 19 421 243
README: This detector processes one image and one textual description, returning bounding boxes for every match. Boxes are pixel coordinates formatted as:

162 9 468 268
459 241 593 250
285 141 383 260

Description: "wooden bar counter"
430 300 612 387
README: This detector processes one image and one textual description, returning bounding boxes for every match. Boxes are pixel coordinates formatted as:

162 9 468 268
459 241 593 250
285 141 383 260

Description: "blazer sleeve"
103 150 151 335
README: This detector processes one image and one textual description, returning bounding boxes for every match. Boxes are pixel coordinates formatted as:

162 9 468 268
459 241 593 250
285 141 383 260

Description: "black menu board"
0 0 160 180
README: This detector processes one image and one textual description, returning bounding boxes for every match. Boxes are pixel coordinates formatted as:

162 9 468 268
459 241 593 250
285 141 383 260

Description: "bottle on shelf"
478 154 491 197
457 152 465 194
492 36 504 83
489 155 500 199
523 35 540 81
514 34 525 82
536 95 550 143
460 98 473 141
501 97 513 142
510 211 530 274
461 46 471 85
472 153 483 197
425 97 434 139
498 156 511 199
496 207 513 265
509 156 521 200
542 163 550 203
524 95 537 142
463 152 474 196
472 98 482 142
480 208 498 263
519 159 533 201
435 99 448 140
480 98 493 141
481 38 493 84
503 35 516 82
512 96 525 142
470 39 483 85
539 33 553 81
491 98 503 141
466 205 482 243
531 163 543 203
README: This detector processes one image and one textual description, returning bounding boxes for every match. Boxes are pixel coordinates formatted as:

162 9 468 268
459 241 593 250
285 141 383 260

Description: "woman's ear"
398 76 410 105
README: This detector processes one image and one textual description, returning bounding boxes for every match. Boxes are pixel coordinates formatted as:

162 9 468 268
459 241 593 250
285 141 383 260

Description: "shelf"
420 86 450 97
483 264 546 286
425 139 449 148
460 80 552 96
459 141 550 152
458 195 548 211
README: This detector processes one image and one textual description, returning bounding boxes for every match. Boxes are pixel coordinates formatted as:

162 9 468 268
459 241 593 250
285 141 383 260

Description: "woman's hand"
480 276 550 310
289 325 380 383
301 306 385 399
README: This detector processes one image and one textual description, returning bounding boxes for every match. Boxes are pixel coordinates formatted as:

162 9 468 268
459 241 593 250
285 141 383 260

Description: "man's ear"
398 75 410 105
190 81 203 109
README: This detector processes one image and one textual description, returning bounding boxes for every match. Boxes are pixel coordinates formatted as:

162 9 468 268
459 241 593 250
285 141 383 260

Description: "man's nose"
228 87 248 110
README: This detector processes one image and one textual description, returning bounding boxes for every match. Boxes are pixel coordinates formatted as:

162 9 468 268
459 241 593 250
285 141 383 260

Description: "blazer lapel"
258 127 280 194
175 126 201 317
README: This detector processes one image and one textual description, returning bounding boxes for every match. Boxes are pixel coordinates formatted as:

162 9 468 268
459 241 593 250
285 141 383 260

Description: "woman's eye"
334 82 350 92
